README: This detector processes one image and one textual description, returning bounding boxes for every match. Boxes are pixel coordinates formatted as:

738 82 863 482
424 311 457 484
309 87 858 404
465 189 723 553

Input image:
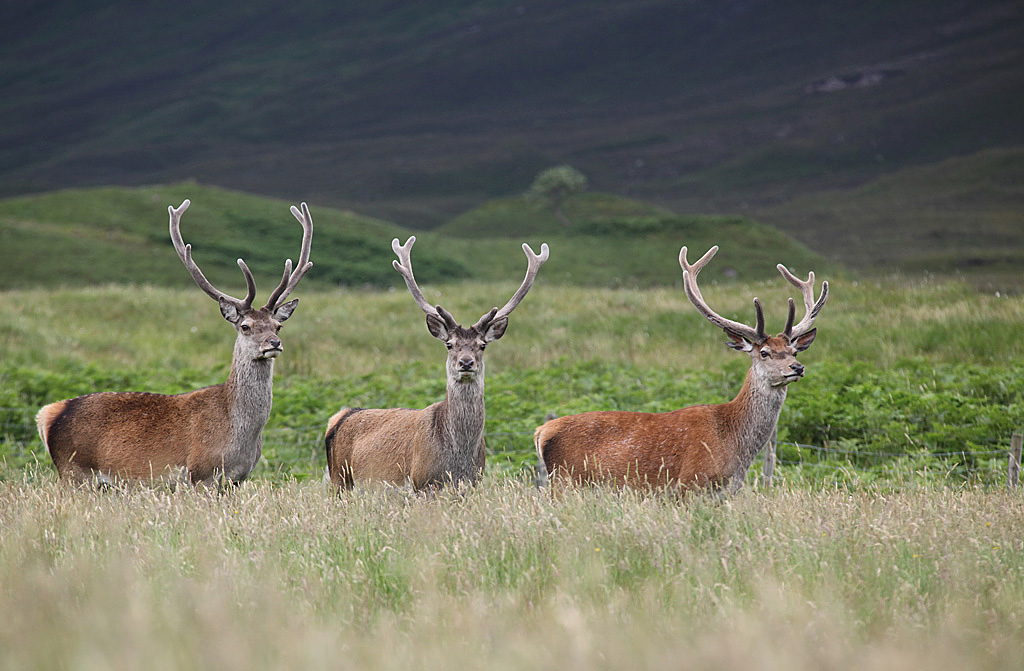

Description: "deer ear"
426 314 449 341
273 298 299 323
483 315 508 343
725 330 753 352
219 298 241 324
792 328 817 352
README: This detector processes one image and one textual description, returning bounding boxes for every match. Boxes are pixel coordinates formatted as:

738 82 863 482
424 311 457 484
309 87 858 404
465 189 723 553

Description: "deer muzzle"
261 337 283 358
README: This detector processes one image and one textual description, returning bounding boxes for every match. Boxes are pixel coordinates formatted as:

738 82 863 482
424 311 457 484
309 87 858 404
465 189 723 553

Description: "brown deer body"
534 245 827 493
325 236 548 490
36 199 313 487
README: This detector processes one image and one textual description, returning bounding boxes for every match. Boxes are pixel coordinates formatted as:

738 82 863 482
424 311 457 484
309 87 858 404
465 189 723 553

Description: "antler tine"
264 202 315 311
783 297 796 336
392 236 446 322
678 245 718 305
680 245 765 343
168 199 254 310
235 258 258 307
478 242 549 328
777 264 829 338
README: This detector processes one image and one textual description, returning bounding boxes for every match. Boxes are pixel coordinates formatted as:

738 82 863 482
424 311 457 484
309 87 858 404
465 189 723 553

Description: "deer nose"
790 362 804 376
268 337 282 350
458 356 476 371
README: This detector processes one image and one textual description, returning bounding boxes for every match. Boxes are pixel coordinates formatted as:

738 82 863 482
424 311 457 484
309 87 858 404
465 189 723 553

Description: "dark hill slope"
2 1 1022 229
756 147 1024 291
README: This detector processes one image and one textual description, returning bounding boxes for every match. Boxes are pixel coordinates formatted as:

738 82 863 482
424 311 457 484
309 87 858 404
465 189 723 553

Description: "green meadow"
2 275 1022 482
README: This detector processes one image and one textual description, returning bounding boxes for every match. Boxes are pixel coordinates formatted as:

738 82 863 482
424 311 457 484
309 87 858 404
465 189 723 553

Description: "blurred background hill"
0 183 829 290
1 0 1022 289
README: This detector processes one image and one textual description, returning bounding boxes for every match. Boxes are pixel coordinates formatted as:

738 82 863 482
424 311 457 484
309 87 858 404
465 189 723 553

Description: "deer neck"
724 365 787 474
435 367 486 453
222 346 276 480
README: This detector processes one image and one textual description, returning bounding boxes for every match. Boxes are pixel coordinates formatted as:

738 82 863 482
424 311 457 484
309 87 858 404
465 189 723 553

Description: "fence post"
761 426 778 488
1009 431 1022 490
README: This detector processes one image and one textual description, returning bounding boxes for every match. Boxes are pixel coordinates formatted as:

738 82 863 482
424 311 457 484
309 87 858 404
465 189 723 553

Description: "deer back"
38 386 232 485
535 402 749 490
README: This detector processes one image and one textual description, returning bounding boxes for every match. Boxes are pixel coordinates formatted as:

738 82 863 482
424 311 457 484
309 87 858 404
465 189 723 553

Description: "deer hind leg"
51 448 97 485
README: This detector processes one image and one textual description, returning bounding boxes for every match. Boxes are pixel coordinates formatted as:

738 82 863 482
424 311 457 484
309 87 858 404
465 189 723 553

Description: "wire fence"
4 406 1022 489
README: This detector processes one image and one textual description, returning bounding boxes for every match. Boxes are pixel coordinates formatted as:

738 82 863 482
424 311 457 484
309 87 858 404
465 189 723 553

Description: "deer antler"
263 202 314 311
393 237 548 330
169 199 256 311
392 237 455 327
776 264 828 339
475 242 549 329
680 245 766 343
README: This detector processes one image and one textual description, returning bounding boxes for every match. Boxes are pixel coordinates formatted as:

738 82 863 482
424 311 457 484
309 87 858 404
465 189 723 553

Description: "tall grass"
1 475 1022 670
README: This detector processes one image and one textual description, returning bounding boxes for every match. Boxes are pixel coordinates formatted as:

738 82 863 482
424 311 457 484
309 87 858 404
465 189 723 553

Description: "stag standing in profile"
325 236 548 491
534 245 827 493
36 199 313 487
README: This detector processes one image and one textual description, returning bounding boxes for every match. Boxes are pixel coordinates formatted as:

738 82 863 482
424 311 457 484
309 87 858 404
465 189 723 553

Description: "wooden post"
761 426 778 488
1009 431 1022 490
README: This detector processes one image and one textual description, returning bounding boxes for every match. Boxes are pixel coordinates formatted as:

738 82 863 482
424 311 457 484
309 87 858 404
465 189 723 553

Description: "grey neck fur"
434 361 486 481
223 342 276 482
728 367 788 488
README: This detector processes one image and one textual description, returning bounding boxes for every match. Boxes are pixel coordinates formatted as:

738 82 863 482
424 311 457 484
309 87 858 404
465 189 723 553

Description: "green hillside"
437 191 831 286
0 183 470 291
0 185 831 291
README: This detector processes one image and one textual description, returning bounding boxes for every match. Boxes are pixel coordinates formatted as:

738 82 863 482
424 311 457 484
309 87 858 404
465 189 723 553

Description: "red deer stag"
534 245 827 493
36 199 313 487
325 236 548 490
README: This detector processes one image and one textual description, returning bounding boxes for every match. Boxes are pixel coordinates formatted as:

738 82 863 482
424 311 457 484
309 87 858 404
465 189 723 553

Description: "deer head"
391 236 549 384
679 245 828 387
169 199 313 362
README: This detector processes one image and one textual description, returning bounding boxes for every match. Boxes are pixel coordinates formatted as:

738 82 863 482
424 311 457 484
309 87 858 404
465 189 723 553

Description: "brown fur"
38 387 231 484
536 386 759 491
325 402 486 490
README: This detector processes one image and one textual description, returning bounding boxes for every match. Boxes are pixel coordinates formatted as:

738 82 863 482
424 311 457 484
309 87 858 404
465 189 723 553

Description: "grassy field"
1 476 1022 670
1 272 1023 668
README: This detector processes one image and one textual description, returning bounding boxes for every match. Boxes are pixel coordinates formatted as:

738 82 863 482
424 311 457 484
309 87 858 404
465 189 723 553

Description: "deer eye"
240 324 252 334
479 343 486 350
446 342 453 350
760 349 770 358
